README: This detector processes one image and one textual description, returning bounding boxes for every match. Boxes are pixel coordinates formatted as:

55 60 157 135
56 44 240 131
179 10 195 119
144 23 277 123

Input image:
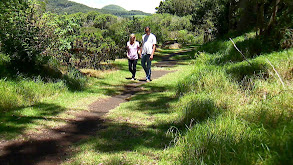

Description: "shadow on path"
0 70 173 165
154 48 195 68
0 48 195 164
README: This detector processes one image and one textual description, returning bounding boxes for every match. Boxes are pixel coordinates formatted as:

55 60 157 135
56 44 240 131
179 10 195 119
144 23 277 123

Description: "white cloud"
69 0 162 13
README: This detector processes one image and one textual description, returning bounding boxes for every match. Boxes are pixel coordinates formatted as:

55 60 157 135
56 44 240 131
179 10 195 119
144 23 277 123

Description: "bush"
64 67 87 91
0 0 52 72
280 29 293 49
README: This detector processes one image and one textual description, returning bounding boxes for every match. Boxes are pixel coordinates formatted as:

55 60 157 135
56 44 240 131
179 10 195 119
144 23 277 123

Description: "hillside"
43 0 151 17
101 4 127 11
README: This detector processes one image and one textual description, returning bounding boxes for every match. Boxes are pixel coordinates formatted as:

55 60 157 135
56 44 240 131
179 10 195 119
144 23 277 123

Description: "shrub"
280 29 293 49
64 67 87 91
0 0 52 72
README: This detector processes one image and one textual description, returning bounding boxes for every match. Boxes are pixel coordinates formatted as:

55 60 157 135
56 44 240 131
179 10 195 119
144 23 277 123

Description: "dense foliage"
0 0 50 72
1 0 291 78
157 0 293 46
0 0 199 73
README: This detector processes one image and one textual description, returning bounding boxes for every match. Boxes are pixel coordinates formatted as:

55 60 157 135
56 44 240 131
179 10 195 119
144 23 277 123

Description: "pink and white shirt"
127 41 140 60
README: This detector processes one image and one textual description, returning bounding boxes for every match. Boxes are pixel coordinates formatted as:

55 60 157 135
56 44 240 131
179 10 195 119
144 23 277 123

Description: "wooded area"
0 0 292 75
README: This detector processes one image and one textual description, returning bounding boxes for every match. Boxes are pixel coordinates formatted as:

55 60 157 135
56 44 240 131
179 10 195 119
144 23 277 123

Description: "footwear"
146 79 150 82
131 78 135 80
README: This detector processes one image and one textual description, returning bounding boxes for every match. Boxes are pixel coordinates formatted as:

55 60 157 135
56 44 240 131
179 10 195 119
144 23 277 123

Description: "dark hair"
145 26 150 31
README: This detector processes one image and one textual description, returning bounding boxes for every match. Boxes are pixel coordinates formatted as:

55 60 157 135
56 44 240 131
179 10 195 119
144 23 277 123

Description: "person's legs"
128 59 134 78
141 54 151 80
146 56 151 80
132 59 137 79
141 55 148 78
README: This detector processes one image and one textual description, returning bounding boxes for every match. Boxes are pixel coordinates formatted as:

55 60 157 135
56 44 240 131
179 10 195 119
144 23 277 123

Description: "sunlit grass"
62 41 292 164
1 34 292 164
169 35 293 164
0 58 147 140
62 52 194 164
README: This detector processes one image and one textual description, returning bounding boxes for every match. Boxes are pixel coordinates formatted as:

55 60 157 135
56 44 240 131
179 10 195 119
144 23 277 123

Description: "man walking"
140 26 157 82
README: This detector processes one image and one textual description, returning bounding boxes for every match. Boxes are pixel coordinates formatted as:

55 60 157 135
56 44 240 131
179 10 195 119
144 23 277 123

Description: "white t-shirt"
127 41 139 60
142 33 157 55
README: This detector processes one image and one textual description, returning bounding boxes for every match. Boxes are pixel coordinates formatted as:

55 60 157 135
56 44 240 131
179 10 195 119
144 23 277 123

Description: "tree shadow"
201 36 281 65
0 114 107 165
127 83 178 114
81 122 173 153
171 49 198 60
85 80 123 96
67 88 223 163
226 60 268 80
0 103 66 140
0 47 200 164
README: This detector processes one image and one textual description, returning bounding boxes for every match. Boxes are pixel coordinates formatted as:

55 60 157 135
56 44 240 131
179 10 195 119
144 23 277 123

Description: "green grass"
0 77 66 110
62 62 191 165
0 58 147 140
177 116 269 165
63 34 291 164
168 34 293 164
0 33 292 164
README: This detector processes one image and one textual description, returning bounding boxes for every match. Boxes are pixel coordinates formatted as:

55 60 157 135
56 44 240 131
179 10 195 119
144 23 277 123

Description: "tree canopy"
156 0 293 39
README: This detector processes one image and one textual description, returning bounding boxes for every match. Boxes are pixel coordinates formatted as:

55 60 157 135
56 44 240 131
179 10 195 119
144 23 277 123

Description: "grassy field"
62 34 292 164
0 58 149 139
0 33 292 164
173 36 292 164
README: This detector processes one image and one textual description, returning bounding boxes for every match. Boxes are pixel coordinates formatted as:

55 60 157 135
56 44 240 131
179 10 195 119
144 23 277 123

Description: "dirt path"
0 53 181 165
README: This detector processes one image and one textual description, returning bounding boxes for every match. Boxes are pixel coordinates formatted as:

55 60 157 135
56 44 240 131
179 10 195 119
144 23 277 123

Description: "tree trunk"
265 0 281 35
228 0 233 30
257 1 265 36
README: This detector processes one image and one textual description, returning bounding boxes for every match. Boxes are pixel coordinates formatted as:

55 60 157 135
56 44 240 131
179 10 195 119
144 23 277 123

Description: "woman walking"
127 34 140 80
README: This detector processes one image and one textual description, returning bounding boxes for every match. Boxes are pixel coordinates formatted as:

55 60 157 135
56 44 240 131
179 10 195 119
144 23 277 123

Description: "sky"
69 0 162 13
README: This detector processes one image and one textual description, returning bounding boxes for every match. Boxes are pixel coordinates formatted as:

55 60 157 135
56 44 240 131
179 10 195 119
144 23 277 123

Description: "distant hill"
43 0 151 17
101 4 127 11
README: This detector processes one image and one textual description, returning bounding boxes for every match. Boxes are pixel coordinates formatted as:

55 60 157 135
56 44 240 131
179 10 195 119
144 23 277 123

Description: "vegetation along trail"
0 47 190 165
1 0 292 164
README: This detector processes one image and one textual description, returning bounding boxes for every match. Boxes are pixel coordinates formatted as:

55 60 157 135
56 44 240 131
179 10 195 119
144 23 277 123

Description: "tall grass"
64 67 88 91
177 116 270 165
0 52 10 76
171 34 293 164
0 77 66 111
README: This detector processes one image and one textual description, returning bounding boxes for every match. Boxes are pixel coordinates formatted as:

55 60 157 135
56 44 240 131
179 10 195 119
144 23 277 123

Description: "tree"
156 0 197 17
0 0 51 72
94 14 118 30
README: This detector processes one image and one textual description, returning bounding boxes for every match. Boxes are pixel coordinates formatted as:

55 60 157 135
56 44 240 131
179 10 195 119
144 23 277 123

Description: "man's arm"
150 44 156 60
150 34 157 60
